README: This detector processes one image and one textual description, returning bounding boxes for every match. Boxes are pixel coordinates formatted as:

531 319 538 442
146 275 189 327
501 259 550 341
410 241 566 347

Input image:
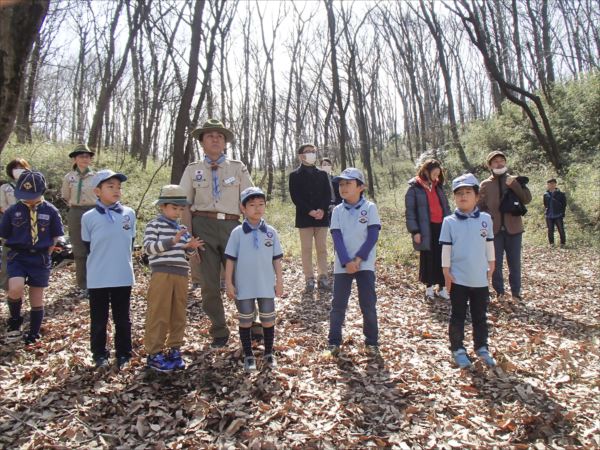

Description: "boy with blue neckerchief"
0 170 64 344
325 168 381 357
81 169 136 370
143 185 203 372
440 173 496 369
225 187 283 372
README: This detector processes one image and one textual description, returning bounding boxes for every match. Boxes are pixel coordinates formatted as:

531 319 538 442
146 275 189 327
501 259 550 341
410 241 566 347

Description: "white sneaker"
437 287 450 300
425 286 435 299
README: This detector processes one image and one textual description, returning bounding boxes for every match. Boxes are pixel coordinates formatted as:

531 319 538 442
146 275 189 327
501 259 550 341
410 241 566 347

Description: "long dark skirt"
419 222 445 286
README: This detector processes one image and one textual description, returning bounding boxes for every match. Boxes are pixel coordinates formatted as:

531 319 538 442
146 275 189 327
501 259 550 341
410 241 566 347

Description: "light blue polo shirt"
330 198 381 274
439 209 494 288
225 219 283 300
82 206 136 289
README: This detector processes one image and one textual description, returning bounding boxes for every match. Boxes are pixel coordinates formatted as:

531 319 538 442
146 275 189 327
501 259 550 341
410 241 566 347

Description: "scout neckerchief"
342 197 366 216
242 219 267 249
454 207 480 220
75 167 91 204
204 153 226 200
21 199 43 245
158 215 191 241
95 199 124 223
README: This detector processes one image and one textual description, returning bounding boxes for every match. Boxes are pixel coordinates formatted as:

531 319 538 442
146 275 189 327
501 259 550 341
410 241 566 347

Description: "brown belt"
192 210 240 221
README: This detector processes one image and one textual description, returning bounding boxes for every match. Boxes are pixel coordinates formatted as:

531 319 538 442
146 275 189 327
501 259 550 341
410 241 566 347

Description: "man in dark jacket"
543 178 567 246
289 143 332 293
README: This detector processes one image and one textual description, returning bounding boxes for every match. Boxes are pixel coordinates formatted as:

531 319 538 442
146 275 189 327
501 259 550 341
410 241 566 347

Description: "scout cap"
154 185 190 206
92 169 127 188
240 186 266 206
333 167 365 184
452 173 480 192
190 119 234 143
68 144 95 158
14 170 46 200
486 150 507 166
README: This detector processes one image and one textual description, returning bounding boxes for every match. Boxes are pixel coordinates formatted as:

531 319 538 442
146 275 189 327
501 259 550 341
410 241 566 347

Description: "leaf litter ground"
0 244 598 449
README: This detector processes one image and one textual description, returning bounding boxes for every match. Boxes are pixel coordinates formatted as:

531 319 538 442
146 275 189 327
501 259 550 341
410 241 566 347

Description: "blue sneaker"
167 348 186 370
476 347 496 367
452 348 472 369
147 352 175 372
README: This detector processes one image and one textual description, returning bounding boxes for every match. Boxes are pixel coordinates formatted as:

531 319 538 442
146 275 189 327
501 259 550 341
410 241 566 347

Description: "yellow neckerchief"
22 199 43 245
75 167 91 204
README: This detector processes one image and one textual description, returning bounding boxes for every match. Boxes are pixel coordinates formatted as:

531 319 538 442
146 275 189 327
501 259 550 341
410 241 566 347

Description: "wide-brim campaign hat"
452 173 480 192
14 170 47 200
92 169 128 188
240 186 266 206
333 167 365 184
154 185 191 206
69 144 95 158
190 119 234 143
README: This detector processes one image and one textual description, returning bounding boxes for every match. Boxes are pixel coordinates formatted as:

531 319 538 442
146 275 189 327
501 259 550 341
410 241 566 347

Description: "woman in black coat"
405 159 451 299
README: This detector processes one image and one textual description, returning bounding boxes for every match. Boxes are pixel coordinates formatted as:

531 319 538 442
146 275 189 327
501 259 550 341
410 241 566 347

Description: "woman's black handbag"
499 176 529 216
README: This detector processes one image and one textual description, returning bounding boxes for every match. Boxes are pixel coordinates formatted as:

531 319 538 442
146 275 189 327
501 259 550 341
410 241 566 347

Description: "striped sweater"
143 216 193 276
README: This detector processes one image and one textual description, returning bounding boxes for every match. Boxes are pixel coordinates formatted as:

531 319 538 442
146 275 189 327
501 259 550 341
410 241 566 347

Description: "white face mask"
321 165 332 174
492 167 507 176
12 168 25 180
303 153 317 165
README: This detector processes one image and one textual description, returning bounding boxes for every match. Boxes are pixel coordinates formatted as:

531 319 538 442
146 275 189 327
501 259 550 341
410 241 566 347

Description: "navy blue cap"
14 170 46 200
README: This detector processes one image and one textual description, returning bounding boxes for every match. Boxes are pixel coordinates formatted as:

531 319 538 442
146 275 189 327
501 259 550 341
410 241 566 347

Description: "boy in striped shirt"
143 185 203 372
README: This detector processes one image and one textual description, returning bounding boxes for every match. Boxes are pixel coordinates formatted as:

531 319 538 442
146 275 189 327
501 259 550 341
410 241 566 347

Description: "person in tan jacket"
478 151 531 301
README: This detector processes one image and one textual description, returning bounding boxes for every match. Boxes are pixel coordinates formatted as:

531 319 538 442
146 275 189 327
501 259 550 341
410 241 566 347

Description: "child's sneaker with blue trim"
452 348 472 369
147 352 175 372
168 348 186 370
476 347 496 367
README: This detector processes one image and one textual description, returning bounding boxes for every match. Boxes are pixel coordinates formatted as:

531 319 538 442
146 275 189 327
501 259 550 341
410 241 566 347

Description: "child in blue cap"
143 185 203 372
440 173 496 369
324 168 381 357
0 170 64 344
81 169 136 370
225 187 283 371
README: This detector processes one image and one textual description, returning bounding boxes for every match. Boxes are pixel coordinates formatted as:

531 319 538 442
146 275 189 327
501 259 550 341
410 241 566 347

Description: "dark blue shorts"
7 250 51 287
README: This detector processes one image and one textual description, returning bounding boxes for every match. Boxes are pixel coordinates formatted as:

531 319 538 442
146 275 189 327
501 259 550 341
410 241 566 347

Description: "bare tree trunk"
171 0 206 184
0 0 49 153
15 36 41 143
324 0 348 169
454 0 563 173
419 0 471 170
88 0 150 151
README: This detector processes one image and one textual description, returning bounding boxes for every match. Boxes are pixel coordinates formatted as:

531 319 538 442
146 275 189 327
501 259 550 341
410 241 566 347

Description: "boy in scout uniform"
179 119 253 348
61 144 96 294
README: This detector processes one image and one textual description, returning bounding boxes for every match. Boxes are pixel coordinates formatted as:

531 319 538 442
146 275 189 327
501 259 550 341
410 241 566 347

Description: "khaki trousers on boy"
299 227 329 280
144 272 188 355
68 206 94 289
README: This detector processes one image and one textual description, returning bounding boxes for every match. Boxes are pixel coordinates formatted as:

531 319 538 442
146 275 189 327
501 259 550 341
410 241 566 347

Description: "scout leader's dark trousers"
192 215 239 339
546 217 566 245
449 283 490 352
89 286 132 359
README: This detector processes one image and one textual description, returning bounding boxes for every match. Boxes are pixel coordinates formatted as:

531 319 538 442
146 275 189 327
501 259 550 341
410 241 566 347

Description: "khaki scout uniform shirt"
0 183 16 212
61 170 97 206
179 158 253 216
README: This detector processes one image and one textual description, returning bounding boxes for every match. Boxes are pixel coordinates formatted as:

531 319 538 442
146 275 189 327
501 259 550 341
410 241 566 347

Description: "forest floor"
0 243 599 449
